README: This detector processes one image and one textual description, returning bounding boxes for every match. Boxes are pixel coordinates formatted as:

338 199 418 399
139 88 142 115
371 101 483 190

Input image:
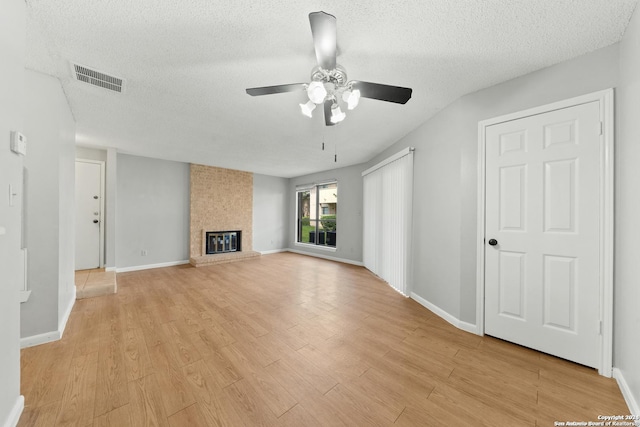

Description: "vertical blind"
362 147 414 296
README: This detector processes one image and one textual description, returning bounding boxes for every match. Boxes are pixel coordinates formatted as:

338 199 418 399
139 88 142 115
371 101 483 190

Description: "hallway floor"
75 268 117 299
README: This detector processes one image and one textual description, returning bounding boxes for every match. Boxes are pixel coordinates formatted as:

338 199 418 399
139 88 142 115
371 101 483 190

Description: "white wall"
21 70 76 340
288 163 364 263
105 148 117 268
76 146 107 162
58 108 76 330
366 44 620 322
116 154 189 269
615 3 640 414
116 157 290 266
253 174 289 253
0 0 26 424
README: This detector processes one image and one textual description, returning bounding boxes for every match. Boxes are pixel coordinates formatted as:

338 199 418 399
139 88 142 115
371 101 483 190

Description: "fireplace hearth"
205 230 241 254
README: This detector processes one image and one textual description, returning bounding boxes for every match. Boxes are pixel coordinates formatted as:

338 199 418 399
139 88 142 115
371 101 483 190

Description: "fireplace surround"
189 164 260 267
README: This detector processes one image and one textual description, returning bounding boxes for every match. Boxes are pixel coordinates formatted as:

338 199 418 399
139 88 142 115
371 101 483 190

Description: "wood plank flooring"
75 268 117 299
19 252 630 426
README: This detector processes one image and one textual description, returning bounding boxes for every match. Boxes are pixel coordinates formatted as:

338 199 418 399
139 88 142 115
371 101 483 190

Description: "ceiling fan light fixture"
342 89 360 110
299 100 316 118
330 103 346 123
307 81 327 104
245 12 413 126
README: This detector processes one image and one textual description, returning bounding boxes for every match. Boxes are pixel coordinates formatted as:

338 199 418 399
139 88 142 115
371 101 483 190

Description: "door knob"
93 219 99 224
488 239 498 246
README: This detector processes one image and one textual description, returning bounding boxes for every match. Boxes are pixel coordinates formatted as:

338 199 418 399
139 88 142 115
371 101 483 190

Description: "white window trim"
294 241 337 252
295 181 338 250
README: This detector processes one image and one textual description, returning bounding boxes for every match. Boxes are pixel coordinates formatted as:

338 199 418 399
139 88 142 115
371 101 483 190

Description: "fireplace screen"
206 231 241 254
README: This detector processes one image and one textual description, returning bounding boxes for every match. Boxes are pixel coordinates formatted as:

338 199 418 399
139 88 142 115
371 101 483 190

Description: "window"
296 181 337 247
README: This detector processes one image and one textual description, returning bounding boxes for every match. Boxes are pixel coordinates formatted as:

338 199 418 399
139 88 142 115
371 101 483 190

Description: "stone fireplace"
189 164 260 267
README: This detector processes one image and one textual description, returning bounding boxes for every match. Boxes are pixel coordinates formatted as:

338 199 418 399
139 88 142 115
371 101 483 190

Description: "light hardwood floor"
19 252 629 426
75 268 117 299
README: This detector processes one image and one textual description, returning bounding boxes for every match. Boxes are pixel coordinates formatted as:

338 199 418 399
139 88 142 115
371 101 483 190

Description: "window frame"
295 180 338 251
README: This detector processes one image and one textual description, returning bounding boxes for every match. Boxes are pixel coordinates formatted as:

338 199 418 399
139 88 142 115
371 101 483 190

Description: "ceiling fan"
246 11 413 126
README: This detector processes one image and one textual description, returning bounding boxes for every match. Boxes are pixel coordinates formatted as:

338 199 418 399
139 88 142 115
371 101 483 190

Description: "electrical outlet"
141 250 147 256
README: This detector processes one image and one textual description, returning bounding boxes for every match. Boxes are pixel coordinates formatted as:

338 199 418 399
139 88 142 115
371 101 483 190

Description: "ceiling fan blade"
309 11 337 70
324 99 336 126
351 81 413 104
246 83 306 96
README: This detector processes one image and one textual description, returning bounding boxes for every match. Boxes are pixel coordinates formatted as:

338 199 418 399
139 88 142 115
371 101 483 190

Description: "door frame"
76 158 106 268
475 89 614 377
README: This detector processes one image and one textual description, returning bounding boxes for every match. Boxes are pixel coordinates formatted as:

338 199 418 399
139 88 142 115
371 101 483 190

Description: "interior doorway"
75 159 105 270
476 89 614 376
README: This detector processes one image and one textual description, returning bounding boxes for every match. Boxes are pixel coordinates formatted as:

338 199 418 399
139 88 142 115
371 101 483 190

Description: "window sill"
294 242 337 252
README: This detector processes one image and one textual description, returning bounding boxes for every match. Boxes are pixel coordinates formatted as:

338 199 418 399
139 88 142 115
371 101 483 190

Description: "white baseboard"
410 292 479 335
59 286 76 339
613 368 640 416
116 260 189 273
458 320 479 335
105 266 116 272
260 249 287 255
286 248 364 266
21 287 76 349
20 329 61 349
3 395 24 427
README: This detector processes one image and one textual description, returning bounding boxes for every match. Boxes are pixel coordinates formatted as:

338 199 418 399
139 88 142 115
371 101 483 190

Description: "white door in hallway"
484 101 602 369
75 160 103 270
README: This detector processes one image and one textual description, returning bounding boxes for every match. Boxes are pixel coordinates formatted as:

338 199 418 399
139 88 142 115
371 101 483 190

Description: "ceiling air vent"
71 63 125 93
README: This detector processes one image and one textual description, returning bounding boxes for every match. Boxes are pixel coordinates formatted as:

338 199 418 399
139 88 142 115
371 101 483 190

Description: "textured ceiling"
25 0 637 177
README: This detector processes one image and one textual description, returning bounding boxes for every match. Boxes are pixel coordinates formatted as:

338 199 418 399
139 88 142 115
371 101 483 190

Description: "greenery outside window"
296 181 337 247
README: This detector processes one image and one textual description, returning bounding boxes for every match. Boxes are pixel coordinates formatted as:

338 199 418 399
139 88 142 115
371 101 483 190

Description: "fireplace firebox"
206 230 241 254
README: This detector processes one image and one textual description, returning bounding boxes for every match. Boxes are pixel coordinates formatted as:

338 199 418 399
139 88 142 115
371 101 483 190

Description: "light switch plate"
8 184 16 206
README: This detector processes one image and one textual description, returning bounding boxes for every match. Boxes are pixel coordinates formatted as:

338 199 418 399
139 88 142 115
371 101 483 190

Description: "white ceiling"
25 0 637 178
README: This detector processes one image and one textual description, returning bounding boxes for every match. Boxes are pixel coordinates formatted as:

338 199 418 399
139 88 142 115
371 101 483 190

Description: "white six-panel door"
484 101 601 369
